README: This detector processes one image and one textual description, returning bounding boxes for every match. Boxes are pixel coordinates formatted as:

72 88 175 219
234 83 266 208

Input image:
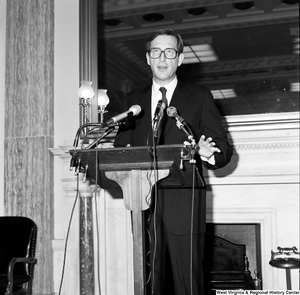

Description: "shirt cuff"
200 154 215 165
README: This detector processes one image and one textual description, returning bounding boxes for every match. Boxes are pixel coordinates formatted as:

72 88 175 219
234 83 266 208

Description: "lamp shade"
78 81 94 99
98 89 110 106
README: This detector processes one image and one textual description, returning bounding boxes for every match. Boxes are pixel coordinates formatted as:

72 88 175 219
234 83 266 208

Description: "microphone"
167 106 196 144
153 100 167 122
102 105 141 127
167 106 185 123
153 100 167 138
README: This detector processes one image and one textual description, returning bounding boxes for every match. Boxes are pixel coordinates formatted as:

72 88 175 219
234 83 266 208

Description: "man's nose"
159 51 167 61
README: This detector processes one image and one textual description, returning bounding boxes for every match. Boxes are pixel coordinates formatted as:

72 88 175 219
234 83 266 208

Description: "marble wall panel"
4 0 54 294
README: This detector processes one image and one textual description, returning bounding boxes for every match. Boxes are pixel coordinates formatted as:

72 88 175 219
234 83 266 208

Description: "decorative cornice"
233 142 299 151
49 147 72 162
103 0 297 18
102 3 298 40
104 0 224 15
224 112 299 130
223 112 300 150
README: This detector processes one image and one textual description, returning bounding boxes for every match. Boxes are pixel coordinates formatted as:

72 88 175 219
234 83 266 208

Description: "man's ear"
146 53 150 66
177 53 184 66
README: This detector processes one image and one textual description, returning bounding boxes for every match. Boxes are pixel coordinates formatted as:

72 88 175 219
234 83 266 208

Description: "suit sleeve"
200 87 233 170
113 94 133 147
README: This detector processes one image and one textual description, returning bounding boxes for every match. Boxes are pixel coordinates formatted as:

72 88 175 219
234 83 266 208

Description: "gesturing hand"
197 135 221 159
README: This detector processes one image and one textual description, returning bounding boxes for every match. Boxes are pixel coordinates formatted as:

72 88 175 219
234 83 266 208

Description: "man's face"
146 35 184 85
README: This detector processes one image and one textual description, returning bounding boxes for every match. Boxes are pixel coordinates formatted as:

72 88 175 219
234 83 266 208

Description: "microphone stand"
70 124 115 171
73 123 105 148
153 120 161 146
84 125 116 149
73 110 137 148
175 120 197 164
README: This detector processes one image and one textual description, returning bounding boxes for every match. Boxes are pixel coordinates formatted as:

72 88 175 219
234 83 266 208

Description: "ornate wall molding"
203 112 300 185
224 112 299 132
233 142 299 151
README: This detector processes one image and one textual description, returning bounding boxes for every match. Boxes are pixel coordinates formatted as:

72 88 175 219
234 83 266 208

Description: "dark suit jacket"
114 81 233 234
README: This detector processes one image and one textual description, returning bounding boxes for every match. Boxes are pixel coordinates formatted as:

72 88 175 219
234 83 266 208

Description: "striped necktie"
156 87 168 143
159 87 168 107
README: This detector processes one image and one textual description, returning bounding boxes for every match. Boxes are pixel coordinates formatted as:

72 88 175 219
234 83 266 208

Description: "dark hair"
145 28 184 54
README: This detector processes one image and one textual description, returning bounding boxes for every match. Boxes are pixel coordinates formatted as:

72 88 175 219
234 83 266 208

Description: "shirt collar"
152 77 178 99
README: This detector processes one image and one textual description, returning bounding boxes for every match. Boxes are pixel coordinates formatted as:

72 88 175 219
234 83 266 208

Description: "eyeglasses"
148 48 179 59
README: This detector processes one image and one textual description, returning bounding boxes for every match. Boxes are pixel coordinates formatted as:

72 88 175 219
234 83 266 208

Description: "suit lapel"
169 81 190 111
163 82 190 137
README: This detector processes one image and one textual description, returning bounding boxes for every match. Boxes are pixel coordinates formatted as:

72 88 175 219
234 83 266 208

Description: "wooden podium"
70 144 202 295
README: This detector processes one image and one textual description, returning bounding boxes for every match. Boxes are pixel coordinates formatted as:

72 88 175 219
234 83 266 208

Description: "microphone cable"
189 163 196 295
94 126 102 295
144 123 156 290
92 123 117 294
58 173 79 295
150 128 159 295
144 163 155 287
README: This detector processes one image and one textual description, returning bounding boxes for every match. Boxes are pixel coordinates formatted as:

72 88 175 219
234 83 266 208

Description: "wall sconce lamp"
98 89 110 123
78 80 95 125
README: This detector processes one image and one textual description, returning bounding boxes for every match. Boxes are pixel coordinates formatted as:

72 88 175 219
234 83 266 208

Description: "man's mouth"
158 66 167 70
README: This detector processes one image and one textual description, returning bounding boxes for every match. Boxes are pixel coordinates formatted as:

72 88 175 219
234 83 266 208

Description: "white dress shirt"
151 77 178 119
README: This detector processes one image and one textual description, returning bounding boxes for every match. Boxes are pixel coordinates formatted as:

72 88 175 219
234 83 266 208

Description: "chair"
0 216 37 295
203 233 254 293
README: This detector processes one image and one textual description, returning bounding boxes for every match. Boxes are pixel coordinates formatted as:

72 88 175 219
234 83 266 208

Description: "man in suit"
114 28 233 295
